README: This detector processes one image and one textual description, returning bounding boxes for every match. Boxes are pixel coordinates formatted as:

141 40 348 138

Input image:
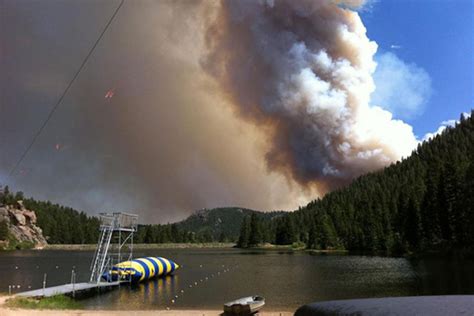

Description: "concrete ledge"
295 295 474 316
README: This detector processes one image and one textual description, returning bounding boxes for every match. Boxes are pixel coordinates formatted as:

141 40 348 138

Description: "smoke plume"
2 0 312 222
202 0 418 191
2 0 424 222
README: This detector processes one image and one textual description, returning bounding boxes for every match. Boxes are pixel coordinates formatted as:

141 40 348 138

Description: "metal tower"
89 212 138 284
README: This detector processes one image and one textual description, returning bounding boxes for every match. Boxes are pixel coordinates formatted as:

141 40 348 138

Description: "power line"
7 0 125 178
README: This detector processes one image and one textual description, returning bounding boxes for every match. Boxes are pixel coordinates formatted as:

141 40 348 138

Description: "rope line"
7 0 125 178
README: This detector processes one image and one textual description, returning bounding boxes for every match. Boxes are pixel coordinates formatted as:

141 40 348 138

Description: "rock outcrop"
0 200 47 249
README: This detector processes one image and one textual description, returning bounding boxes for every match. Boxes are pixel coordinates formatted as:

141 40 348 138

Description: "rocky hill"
0 200 47 250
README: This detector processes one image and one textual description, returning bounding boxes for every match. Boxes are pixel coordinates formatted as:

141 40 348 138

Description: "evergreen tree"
248 213 262 246
275 216 296 245
237 216 251 248
307 221 318 249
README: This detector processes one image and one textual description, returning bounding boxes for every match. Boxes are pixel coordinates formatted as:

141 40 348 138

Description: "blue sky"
361 0 473 138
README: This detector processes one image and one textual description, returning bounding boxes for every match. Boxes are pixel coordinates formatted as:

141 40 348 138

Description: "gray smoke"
202 0 418 191
1 0 420 223
1 0 309 223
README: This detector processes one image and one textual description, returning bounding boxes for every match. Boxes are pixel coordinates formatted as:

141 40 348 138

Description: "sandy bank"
0 308 292 316
0 295 292 315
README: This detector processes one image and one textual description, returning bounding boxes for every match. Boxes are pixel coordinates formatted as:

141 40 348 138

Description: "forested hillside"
238 111 474 253
0 188 279 244
134 208 283 243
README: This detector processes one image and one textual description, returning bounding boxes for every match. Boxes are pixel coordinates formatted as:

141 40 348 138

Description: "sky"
0 0 473 223
361 0 473 136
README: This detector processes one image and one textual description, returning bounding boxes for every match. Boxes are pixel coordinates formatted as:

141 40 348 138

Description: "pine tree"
308 221 317 249
275 216 296 245
248 213 262 246
237 216 251 248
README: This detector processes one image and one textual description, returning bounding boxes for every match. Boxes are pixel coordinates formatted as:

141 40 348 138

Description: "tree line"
237 111 474 254
0 187 246 244
135 223 218 244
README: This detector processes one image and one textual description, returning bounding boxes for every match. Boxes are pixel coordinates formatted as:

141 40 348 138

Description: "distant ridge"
175 207 284 241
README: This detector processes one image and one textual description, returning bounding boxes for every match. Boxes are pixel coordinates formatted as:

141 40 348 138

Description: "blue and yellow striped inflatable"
102 257 179 283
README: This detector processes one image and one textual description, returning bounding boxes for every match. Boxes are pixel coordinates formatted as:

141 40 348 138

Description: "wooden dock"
17 281 124 298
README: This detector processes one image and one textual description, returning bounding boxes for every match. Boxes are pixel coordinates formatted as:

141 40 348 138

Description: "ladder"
89 225 114 283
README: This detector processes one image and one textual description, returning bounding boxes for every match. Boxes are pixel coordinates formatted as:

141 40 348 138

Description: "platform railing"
90 212 138 284
99 212 138 231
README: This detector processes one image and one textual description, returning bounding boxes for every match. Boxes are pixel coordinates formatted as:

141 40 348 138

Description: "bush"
291 241 306 250
0 220 8 240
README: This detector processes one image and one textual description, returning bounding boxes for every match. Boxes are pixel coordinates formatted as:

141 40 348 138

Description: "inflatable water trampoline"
102 256 179 283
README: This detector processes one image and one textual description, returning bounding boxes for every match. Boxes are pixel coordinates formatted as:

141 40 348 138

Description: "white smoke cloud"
372 52 432 120
203 0 420 189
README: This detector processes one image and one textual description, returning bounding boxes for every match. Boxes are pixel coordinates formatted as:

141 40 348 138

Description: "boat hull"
223 296 265 315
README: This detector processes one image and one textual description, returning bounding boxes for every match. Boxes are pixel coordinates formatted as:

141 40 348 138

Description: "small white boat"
223 296 265 315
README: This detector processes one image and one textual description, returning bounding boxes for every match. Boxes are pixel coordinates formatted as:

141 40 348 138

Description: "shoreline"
42 243 236 251
40 243 349 253
0 296 293 315
5 241 466 258
0 308 293 316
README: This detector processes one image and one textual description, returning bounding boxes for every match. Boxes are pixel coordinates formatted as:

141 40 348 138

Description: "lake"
1 248 474 311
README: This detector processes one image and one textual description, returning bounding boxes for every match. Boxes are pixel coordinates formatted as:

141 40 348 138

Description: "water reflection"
1 249 474 311
410 257 474 295
112 274 179 309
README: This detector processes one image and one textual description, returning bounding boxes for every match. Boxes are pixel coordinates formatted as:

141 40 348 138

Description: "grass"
0 237 36 251
5 295 82 310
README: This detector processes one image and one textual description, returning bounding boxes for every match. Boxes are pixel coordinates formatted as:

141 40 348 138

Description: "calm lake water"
1 248 474 311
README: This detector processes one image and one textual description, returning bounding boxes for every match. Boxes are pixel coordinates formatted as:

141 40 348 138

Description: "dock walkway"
17 281 124 298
